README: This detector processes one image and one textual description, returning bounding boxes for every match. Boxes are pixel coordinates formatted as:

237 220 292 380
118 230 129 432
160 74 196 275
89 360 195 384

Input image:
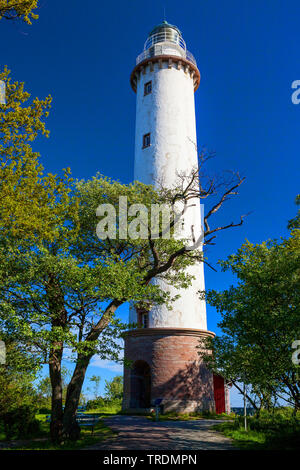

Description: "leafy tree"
200 205 300 411
37 367 71 409
0 160 245 443
0 1 38 23
104 375 123 402
89 375 101 399
0 176 182 442
0 67 75 241
0 335 41 438
86 396 105 410
0 69 79 441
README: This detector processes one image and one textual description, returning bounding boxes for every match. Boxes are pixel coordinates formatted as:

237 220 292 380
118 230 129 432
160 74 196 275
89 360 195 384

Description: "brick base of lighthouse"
122 328 216 414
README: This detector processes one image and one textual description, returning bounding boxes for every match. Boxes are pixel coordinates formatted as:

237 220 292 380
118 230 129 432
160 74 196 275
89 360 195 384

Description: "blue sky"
1 0 299 405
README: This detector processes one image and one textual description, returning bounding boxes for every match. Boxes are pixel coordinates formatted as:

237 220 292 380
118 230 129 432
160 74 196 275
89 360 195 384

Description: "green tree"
200 205 300 411
89 375 101 399
38 367 71 409
104 375 123 402
0 67 75 241
0 335 40 438
0 160 245 443
0 176 186 442
0 69 78 441
0 1 38 23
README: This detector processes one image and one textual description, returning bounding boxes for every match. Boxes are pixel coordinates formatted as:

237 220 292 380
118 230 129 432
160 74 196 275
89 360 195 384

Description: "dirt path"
85 415 234 450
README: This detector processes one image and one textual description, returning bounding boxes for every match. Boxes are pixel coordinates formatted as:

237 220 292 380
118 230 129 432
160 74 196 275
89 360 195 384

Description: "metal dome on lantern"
136 20 197 66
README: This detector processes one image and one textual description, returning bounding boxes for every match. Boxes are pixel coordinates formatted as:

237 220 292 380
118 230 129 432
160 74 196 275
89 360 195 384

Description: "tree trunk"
62 301 123 440
47 274 67 443
62 354 92 440
49 343 64 443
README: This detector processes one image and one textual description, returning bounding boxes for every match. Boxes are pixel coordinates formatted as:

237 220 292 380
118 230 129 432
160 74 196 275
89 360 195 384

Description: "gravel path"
85 415 234 450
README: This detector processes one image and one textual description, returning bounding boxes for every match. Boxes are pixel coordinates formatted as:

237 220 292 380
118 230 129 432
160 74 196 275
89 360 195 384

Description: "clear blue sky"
1 0 299 404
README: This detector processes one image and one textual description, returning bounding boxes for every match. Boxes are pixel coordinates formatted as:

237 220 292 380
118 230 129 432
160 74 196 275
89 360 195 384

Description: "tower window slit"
143 133 151 148
144 81 152 95
141 313 149 328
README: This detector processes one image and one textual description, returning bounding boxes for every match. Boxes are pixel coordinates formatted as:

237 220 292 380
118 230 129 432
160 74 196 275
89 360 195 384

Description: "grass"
214 409 300 450
0 412 117 450
153 411 235 421
213 421 267 450
87 404 122 415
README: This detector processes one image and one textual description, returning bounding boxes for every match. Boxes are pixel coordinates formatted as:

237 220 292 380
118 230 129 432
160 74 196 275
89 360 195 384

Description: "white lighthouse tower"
130 21 206 331
123 21 227 414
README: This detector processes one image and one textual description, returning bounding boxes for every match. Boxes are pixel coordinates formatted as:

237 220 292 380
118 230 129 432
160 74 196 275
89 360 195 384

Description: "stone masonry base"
122 328 216 413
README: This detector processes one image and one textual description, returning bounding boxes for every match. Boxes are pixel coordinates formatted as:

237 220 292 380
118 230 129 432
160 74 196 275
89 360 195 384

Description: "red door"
213 374 225 414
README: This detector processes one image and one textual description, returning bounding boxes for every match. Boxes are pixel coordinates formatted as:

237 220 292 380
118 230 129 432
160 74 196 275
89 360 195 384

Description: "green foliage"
0 414 116 449
86 396 106 411
1 405 40 440
0 106 204 442
0 338 40 417
0 337 41 439
215 408 300 450
157 410 233 421
76 175 196 303
86 375 123 413
0 67 76 241
0 1 38 24
37 367 71 409
89 375 101 399
201 205 300 409
0 174 197 386
104 375 123 402
0 171 197 442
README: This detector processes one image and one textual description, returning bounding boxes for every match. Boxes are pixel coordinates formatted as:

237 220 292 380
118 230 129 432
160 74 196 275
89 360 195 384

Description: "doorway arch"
130 360 151 408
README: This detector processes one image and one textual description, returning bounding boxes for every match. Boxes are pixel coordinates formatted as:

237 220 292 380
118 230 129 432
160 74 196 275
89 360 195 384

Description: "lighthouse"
123 21 228 413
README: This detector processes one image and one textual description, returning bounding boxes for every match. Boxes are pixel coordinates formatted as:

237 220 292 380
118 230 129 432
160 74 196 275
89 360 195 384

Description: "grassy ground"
213 421 268 450
87 404 122 415
0 412 117 450
214 410 300 450
151 411 235 421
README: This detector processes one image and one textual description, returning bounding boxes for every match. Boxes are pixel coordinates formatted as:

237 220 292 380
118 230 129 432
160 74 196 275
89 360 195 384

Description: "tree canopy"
0 1 38 24
104 375 123 402
0 64 247 442
200 202 300 410
0 67 75 240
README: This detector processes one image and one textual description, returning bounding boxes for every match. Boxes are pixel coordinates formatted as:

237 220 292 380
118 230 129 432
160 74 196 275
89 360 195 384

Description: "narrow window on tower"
136 306 149 328
143 133 151 148
144 81 152 96
140 312 149 328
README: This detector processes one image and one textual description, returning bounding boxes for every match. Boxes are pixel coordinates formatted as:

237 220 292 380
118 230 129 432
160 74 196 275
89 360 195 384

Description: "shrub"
223 407 300 450
1 404 40 440
248 408 300 432
38 407 51 414
86 396 106 410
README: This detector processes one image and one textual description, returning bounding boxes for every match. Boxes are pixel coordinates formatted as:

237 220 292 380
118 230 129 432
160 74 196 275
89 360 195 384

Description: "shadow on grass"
0 414 117 450
213 420 300 450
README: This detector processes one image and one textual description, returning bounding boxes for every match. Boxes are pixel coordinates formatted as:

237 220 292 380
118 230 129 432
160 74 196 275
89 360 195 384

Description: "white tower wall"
131 58 207 330
134 62 197 186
